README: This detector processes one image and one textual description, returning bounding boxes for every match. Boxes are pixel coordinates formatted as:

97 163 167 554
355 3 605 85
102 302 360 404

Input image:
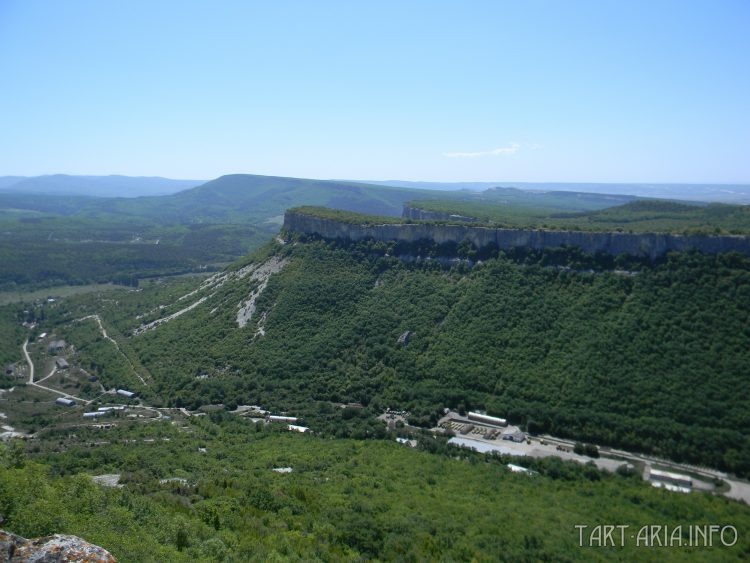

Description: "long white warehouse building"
468 412 507 427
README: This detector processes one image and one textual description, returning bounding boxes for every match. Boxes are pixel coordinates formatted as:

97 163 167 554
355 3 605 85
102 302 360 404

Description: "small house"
55 358 69 369
116 389 136 399
55 397 75 407
502 430 526 443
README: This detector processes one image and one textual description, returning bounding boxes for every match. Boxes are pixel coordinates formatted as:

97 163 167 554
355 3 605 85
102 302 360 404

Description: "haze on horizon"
0 0 748 185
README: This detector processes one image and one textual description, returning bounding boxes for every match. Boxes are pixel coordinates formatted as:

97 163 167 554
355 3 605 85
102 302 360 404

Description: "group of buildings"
55 389 137 419
439 410 527 443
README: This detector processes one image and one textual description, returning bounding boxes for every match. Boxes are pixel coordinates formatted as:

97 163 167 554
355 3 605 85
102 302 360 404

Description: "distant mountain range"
72 174 443 226
0 174 644 228
13 172 747 247
0 174 204 198
364 180 750 204
2 174 748 204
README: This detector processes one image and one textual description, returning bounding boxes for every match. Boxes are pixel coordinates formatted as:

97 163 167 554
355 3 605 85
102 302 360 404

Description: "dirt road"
22 340 91 404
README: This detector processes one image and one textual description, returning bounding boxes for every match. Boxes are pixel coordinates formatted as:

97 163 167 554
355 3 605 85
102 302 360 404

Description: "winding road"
22 339 91 404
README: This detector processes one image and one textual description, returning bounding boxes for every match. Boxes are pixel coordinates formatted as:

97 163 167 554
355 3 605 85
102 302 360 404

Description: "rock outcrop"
0 530 116 562
284 210 750 259
402 206 478 222
396 331 412 346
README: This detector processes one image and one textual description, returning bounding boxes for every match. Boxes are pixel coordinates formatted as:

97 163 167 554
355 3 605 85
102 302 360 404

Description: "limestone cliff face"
284 211 750 259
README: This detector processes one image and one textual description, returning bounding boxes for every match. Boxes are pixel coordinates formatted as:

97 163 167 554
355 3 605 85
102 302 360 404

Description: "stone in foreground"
0 530 116 562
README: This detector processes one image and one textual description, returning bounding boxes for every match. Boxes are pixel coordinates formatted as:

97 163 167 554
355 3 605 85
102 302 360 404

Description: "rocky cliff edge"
284 210 750 259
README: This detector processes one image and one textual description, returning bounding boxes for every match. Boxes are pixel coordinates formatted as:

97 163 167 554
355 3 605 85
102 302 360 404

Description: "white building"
468 411 507 427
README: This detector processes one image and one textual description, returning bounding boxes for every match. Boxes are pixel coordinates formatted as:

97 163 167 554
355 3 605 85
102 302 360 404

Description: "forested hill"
78 174 444 225
0 175 202 198
405 198 750 234
81 174 639 225
1 175 652 289
65 232 750 476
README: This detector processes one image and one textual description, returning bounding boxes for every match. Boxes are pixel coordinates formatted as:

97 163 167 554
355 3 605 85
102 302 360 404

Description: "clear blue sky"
0 0 748 182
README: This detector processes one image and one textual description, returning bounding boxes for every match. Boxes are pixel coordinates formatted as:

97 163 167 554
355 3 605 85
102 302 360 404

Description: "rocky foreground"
0 531 115 562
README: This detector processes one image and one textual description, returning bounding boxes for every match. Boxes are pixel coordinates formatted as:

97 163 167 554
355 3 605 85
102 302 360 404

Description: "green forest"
2 1 749 559
0 305 24 369
0 174 437 289
2 198 750 561
0 215 268 289
0 175 653 290
409 198 750 234
3 418 749 562
21 234 748 475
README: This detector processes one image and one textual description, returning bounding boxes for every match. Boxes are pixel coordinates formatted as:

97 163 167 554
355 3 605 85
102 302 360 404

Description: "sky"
0 0 748 183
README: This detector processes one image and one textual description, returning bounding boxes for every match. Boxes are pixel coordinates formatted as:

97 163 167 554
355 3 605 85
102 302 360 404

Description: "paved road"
441 412 750 504
540 434 750 504
725 479 750 504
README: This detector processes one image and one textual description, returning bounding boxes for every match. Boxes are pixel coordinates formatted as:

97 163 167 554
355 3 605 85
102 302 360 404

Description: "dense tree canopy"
4 418 750 562
51 238 749 475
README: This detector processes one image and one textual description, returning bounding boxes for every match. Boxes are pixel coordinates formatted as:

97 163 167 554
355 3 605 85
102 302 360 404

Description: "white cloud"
443 142 521 158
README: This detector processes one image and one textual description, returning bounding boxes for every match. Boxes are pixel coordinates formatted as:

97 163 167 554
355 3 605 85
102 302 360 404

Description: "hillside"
21 226 747 476
0 175 646 226
2 205 750 560
406 198 750 234
374 180 750 204
0 174 648 289
79 174 461 225
0 215 268 289
0 176 25 189
0 175 203 198
0 174 449 289
0 174 449 226
574 200 750 234
4 425 750 561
